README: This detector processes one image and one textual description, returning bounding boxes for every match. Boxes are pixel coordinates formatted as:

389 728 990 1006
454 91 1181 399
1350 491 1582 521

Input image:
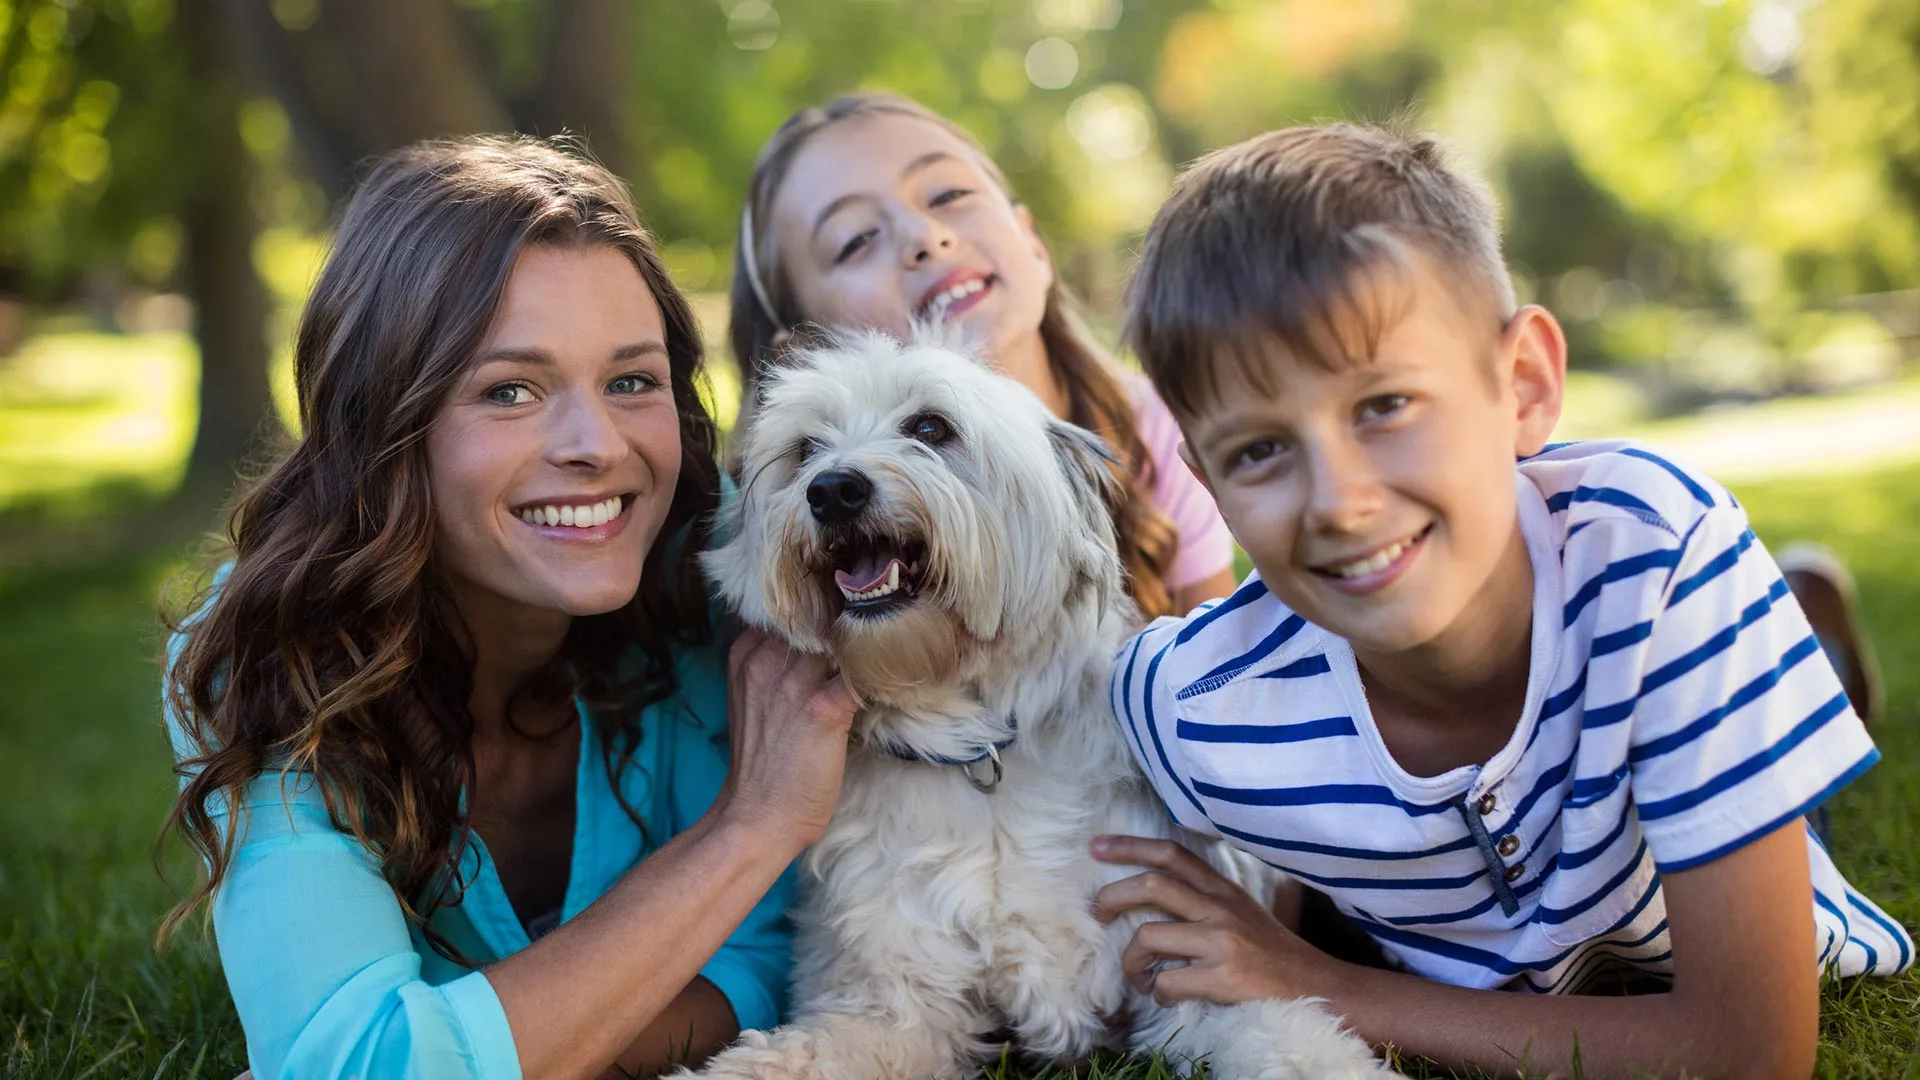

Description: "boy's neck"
1352 522 1536 776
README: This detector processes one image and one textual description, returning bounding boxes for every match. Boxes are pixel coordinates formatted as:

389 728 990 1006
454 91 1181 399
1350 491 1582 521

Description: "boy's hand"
1091 834 1328 1005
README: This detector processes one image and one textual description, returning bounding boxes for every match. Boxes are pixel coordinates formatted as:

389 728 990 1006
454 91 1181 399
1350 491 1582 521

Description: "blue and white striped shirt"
1113 440 1910 992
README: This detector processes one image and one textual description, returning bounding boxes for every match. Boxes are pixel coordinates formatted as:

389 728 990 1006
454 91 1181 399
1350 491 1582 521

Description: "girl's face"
769 113 1053 368
427 244 683 624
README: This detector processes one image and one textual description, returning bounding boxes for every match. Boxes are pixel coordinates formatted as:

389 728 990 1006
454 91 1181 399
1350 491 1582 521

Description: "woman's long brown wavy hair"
729 92 1180 619
159 135 721 956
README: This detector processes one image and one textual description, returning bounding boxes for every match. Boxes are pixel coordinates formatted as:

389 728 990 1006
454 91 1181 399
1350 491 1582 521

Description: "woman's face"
768 113 1053 367
427 243 682 623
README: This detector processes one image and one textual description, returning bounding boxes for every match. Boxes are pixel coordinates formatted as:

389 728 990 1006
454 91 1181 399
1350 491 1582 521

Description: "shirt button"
1476 792 1497 815
1497 834 1520 858
1504 864 1525 883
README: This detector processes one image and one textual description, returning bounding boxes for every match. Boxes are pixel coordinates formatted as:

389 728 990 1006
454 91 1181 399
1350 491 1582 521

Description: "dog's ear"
1046 419 1125 538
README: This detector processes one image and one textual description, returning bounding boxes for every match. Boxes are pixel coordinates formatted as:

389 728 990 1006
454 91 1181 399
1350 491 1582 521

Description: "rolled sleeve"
210 792 524 1080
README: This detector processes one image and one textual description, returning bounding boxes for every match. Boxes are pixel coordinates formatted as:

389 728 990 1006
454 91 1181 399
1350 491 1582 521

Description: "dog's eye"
905 413 953 446
794 438 825 462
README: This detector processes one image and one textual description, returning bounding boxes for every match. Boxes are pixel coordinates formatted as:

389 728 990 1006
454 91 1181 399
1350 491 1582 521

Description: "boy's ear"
1501 305 1567 457
1177 439 1216 497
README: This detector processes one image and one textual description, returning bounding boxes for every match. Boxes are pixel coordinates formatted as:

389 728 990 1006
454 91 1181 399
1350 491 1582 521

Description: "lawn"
2 328 1917 1075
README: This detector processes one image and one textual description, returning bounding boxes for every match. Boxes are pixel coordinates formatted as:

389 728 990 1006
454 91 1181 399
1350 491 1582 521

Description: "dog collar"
876 715 1018 795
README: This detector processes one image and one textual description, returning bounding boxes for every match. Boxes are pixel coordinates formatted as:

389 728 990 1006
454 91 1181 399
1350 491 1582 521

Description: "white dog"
695 331 1399 1080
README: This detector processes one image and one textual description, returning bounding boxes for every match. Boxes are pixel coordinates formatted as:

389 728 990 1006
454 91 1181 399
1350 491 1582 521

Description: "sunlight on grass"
0 332 198 517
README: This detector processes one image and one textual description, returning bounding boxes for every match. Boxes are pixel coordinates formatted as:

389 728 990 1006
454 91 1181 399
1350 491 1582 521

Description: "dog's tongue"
834 552 904 593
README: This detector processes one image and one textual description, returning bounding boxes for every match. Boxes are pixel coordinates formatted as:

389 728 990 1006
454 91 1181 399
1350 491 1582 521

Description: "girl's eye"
485 382 534 406
905 413 954 446
834 229 877 265
609 373 662 396
1358 394 1409 422
930 187 973 208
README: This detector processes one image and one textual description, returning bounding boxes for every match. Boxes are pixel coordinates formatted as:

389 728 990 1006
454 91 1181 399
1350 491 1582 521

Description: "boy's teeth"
1329 536 1414 579
521 496 622 529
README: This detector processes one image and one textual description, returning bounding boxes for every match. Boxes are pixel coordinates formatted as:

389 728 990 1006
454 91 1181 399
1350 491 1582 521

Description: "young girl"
729 91 1236 619
162 135 856 1080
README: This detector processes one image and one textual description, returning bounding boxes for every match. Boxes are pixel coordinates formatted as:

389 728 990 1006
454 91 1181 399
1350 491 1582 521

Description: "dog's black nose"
807 469 873 524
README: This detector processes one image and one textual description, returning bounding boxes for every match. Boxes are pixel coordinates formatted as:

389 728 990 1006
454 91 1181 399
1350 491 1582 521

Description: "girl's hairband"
738 201 783 331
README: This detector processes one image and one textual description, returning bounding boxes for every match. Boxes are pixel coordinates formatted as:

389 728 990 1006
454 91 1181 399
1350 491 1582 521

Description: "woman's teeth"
925 278 986 321
519 496 622 528
1326 533 1419 579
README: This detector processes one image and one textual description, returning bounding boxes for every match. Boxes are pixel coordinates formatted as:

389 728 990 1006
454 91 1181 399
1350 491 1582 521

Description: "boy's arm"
1094 824 1818 1080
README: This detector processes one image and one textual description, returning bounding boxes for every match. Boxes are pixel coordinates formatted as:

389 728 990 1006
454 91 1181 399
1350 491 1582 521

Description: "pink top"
1125 373 1234 596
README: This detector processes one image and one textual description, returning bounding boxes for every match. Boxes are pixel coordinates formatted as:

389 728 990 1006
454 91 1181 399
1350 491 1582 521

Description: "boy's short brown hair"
1125 122 1516 415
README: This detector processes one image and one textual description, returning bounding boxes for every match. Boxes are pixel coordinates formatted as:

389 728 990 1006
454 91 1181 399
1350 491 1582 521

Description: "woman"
730 91 1237 620
162 135 855 1080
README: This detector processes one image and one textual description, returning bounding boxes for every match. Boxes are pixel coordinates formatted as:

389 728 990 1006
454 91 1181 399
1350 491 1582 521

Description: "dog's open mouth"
827 534 928 617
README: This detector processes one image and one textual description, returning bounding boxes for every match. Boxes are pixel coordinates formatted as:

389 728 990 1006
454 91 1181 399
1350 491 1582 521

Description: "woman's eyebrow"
473 341 666 368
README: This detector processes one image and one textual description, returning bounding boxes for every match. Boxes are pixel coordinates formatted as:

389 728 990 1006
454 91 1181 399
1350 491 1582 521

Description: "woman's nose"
546 393 627 471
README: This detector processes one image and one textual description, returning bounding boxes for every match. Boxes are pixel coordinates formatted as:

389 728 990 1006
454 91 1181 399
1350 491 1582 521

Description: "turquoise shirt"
164 625 796 1080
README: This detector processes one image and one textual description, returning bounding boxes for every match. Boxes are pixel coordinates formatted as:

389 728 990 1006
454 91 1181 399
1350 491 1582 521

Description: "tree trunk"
534 0 634 172
176 0 278 508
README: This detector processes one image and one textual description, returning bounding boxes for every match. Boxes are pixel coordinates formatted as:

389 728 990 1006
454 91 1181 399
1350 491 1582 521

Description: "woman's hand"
717 628 858 851
1091 834 1330 1005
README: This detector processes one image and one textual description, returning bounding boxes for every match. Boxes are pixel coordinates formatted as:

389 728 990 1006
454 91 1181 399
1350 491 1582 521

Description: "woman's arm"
488 630 855 1080
202 630 852 1080
1094 822 1819 1080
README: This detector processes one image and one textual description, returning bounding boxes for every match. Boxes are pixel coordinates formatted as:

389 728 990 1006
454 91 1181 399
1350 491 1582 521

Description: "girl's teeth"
521 496 623 529
927 278 986 320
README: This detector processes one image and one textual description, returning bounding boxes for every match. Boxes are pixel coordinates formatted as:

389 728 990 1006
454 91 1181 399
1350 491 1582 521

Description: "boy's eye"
834 229 877 265
485 382 534 406
609 372 662 395
929 187 973 208
1231 439 1285 470
1357 394 1409 422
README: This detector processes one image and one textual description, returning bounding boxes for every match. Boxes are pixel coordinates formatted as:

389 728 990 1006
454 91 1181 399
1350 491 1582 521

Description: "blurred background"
1 0 1917 1074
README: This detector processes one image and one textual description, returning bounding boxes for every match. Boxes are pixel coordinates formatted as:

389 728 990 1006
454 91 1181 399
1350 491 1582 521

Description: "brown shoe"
1779 543 1883 729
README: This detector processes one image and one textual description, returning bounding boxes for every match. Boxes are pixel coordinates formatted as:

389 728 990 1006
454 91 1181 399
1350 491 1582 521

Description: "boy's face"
1178 262 1565 659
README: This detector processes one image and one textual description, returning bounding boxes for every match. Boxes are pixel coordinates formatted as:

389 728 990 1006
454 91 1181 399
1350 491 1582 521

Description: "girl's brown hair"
730 92 1178 619
160 135 721 955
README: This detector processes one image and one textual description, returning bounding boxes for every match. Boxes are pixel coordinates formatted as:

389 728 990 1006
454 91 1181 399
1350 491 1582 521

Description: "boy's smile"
1178 259 1565 671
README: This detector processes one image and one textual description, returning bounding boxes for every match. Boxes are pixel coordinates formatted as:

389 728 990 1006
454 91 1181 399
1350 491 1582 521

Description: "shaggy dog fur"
692 331 1400 1080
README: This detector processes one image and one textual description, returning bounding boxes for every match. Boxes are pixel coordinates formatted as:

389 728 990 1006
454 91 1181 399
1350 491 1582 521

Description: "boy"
1092 123 1911 1078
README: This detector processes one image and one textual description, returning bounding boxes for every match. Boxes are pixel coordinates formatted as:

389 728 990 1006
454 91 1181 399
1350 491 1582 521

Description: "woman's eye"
485 382 534 406
906 413 953 445
930 187 973 208
609 373 662 396
1358 394 1409 422
834 229 877 265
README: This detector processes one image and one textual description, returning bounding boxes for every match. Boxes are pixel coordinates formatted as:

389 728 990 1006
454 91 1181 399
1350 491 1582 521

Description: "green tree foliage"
0 0 203 296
